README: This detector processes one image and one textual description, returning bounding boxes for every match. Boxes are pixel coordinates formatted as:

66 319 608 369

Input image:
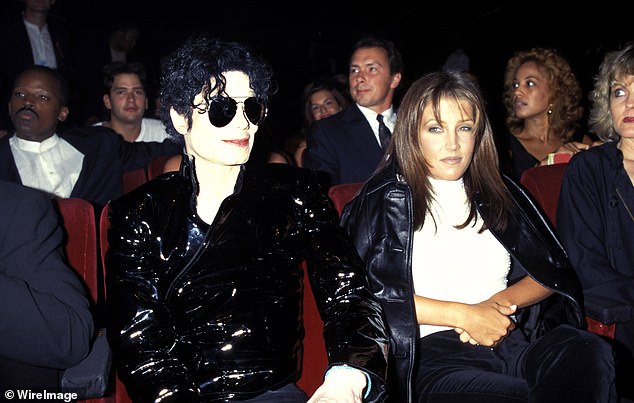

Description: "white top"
412 177 510 338
94 118 170 142
356 104 396 147
23 18 57 68
10 134 83 199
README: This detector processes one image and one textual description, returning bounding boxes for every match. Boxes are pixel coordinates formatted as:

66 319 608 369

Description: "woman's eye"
613 88 626 97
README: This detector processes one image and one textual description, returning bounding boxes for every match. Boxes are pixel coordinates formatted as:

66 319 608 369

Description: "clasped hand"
454 300 517 347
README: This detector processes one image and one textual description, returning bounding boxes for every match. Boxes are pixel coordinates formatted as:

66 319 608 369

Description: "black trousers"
414 325 616 403
240 383 308 402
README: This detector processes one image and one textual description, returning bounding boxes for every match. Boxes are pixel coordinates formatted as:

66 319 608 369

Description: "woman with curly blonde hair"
558 41 634 402
502 47 594 180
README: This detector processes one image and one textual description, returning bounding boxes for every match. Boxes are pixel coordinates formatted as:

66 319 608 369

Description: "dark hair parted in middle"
387 71 511 232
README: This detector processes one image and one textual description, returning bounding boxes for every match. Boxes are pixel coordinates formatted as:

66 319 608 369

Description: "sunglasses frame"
204 95 266 128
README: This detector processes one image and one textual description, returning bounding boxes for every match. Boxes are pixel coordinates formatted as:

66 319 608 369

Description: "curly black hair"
159 33 274 137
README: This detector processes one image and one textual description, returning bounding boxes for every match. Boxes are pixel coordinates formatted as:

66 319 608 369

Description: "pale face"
420 97 477 181
176 71 259 167
511 61 551 120
103 73 147 124
309 89 343 121
610 74 634 141
348 46 401 113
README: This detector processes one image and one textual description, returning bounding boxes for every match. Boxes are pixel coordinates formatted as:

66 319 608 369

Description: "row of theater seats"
55 162 614 402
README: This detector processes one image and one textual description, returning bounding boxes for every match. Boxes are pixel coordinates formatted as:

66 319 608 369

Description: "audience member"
73 18 143 126
557 41 634 402
0 0 73 137
0 180 94 393
501 47 595 181
340 71 616 402
290 79 351 167
304 35 403 186
94 61 170 143
105 33 388 402
0 65 180 207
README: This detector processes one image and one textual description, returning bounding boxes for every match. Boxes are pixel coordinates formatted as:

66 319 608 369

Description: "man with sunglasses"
105 33 388 402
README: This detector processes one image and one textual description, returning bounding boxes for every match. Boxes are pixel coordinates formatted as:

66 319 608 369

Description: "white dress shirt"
10 134 83 199
23 18 57 69
356 104 396 147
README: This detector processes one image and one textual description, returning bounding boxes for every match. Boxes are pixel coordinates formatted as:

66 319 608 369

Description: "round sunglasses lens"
208 98 236 127
244 98 265 125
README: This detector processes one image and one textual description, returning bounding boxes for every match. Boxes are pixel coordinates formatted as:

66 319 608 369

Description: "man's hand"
308 365 367 403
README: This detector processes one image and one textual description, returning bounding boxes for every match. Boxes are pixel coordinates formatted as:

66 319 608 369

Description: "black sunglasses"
205 96 266 127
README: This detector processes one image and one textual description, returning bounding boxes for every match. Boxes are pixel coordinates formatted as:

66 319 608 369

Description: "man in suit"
0 180 94 392
0 65 181 208
0 0 73 136
304 36 403 186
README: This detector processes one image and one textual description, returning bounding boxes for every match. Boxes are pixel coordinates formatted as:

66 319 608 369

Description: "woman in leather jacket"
340 71 615 403
105 33 388 403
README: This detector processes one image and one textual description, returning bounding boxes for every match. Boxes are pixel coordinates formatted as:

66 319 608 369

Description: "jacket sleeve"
103 127 182 173
106 199 199 403
303 121 339 186
300 171 388 402
556 154 633 324
0 186 94 368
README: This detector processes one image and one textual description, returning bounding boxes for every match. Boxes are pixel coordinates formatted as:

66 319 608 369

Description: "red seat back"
57 199 117 402
519 164 615 339
122 168 147 194
327 182 363 216
55 198 99 304
519 164 568 226
147 155 171 180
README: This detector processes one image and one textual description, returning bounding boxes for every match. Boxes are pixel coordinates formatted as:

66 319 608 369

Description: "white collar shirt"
23 17 57 69
10 134 84 198
356 104 396 147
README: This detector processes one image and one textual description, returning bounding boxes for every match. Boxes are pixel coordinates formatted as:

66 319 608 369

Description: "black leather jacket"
106 159 388 402
340 160 585 403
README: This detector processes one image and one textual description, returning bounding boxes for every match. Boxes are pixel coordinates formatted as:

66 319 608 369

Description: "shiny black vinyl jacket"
340 160 586 403
105 159 388 402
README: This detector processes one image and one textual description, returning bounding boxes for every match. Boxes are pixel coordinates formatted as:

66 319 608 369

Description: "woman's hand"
454 302 517 347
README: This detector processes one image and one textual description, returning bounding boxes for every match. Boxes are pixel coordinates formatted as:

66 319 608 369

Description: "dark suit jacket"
304 104 385 186
0 13 72 131
0 126 182 207
0 180 94 391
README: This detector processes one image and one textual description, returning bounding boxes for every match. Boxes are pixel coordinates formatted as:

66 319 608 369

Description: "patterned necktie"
377 114 392 150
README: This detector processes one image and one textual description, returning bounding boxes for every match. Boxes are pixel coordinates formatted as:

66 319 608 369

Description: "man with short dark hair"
0 65 180 207
304 36 404 186
95 61 170 143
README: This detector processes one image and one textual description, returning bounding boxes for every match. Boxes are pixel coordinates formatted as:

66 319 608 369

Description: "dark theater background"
2 0 627 142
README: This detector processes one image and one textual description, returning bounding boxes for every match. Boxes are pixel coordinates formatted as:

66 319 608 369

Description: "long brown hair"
387 71 511 232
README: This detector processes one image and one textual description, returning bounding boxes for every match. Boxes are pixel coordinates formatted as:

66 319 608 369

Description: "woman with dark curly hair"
501 47 595 180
